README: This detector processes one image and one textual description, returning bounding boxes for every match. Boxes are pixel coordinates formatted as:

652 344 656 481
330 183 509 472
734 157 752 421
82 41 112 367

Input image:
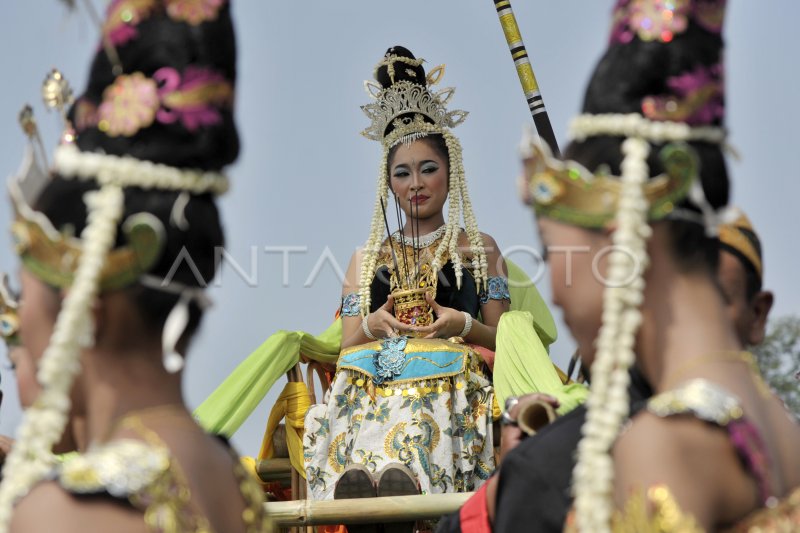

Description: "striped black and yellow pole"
493 0 560 157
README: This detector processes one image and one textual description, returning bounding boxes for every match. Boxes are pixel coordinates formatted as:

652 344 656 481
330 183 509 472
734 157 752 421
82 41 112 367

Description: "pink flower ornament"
166 0 226 26
97 73 159 137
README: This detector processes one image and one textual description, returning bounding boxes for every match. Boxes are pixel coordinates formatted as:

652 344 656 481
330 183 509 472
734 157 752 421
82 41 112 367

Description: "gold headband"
11 212 165 291
719 212 762 279
522 140 698 228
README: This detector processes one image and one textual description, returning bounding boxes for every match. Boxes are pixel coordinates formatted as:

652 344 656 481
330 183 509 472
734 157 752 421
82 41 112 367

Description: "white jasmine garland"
359 144 391 315
437 133 463 288
454 132 488 292
53 144 229 196
569 113 726 145
0 185 124 531
573 138 652 533
359 129 488 314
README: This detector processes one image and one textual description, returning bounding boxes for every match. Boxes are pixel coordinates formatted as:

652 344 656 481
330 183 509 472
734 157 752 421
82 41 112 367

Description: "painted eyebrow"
400 160 439 169
392 160 439 171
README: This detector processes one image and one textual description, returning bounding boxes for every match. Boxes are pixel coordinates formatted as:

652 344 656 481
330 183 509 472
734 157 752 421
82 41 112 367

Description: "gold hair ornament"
42 69 74 125
8 133 170 292
372 55 426 85
361 64 467 145
521 137 698 229
11 211 165 292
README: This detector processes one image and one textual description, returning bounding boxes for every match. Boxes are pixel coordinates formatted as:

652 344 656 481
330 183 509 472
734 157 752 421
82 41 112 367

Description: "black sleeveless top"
435 367 654 533
368 260 481 318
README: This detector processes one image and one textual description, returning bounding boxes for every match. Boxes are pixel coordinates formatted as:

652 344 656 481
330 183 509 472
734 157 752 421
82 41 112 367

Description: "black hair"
36 3 237 343
36 181 222 341
565 18 729 274
375 46 450 181
73 3 238 169
374 45 426 91
720 240 763 301
376 45 429 140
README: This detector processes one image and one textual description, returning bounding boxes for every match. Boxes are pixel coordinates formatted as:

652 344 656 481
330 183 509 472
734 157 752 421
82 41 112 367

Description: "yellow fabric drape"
194 320 341 437
257 382 311 479
239 455 267 489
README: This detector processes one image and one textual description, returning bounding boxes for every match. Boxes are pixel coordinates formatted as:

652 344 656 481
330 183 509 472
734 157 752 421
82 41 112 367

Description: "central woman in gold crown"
303 46 509 502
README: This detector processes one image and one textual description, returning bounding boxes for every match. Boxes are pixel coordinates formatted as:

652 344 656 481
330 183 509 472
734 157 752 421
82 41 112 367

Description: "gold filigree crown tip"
361 61 468 143
42 68 74 114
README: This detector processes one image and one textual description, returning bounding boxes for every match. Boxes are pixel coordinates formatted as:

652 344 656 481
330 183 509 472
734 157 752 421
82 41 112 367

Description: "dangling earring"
161 294 189 373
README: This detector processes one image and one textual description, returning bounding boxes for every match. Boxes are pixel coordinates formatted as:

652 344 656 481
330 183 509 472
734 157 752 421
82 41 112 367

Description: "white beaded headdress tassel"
358 47 488 315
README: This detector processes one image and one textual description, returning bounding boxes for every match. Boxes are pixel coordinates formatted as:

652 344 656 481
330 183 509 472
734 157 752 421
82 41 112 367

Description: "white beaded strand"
359 130 488 315
54 144 229 196
0 185 125 531
358 144 391 316
569 113 726 145
572 138 652 533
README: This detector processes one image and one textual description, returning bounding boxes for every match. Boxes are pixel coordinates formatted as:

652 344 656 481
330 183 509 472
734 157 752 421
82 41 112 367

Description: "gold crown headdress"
360 60 467 147
356 49 487 316
9 87 228 295
522 133 699 229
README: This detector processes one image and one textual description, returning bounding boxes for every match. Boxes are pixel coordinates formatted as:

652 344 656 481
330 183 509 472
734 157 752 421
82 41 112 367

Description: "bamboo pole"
264 492 474 526
256 458 292 482
492 0 561 156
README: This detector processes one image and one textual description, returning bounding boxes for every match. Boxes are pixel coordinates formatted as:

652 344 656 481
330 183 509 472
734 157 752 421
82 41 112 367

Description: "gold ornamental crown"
521 139 698 229
10 101 167 292
8 69 228 293
360 57 467 146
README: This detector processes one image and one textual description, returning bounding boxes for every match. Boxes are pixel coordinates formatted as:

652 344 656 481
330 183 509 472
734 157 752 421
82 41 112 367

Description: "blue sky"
1 1 798 453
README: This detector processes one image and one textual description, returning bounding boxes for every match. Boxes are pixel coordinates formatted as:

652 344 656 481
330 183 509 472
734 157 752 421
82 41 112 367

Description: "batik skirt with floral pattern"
303 337 494 500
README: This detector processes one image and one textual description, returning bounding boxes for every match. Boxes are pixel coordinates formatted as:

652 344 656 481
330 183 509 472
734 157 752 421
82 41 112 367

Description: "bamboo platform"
264 492 473 527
